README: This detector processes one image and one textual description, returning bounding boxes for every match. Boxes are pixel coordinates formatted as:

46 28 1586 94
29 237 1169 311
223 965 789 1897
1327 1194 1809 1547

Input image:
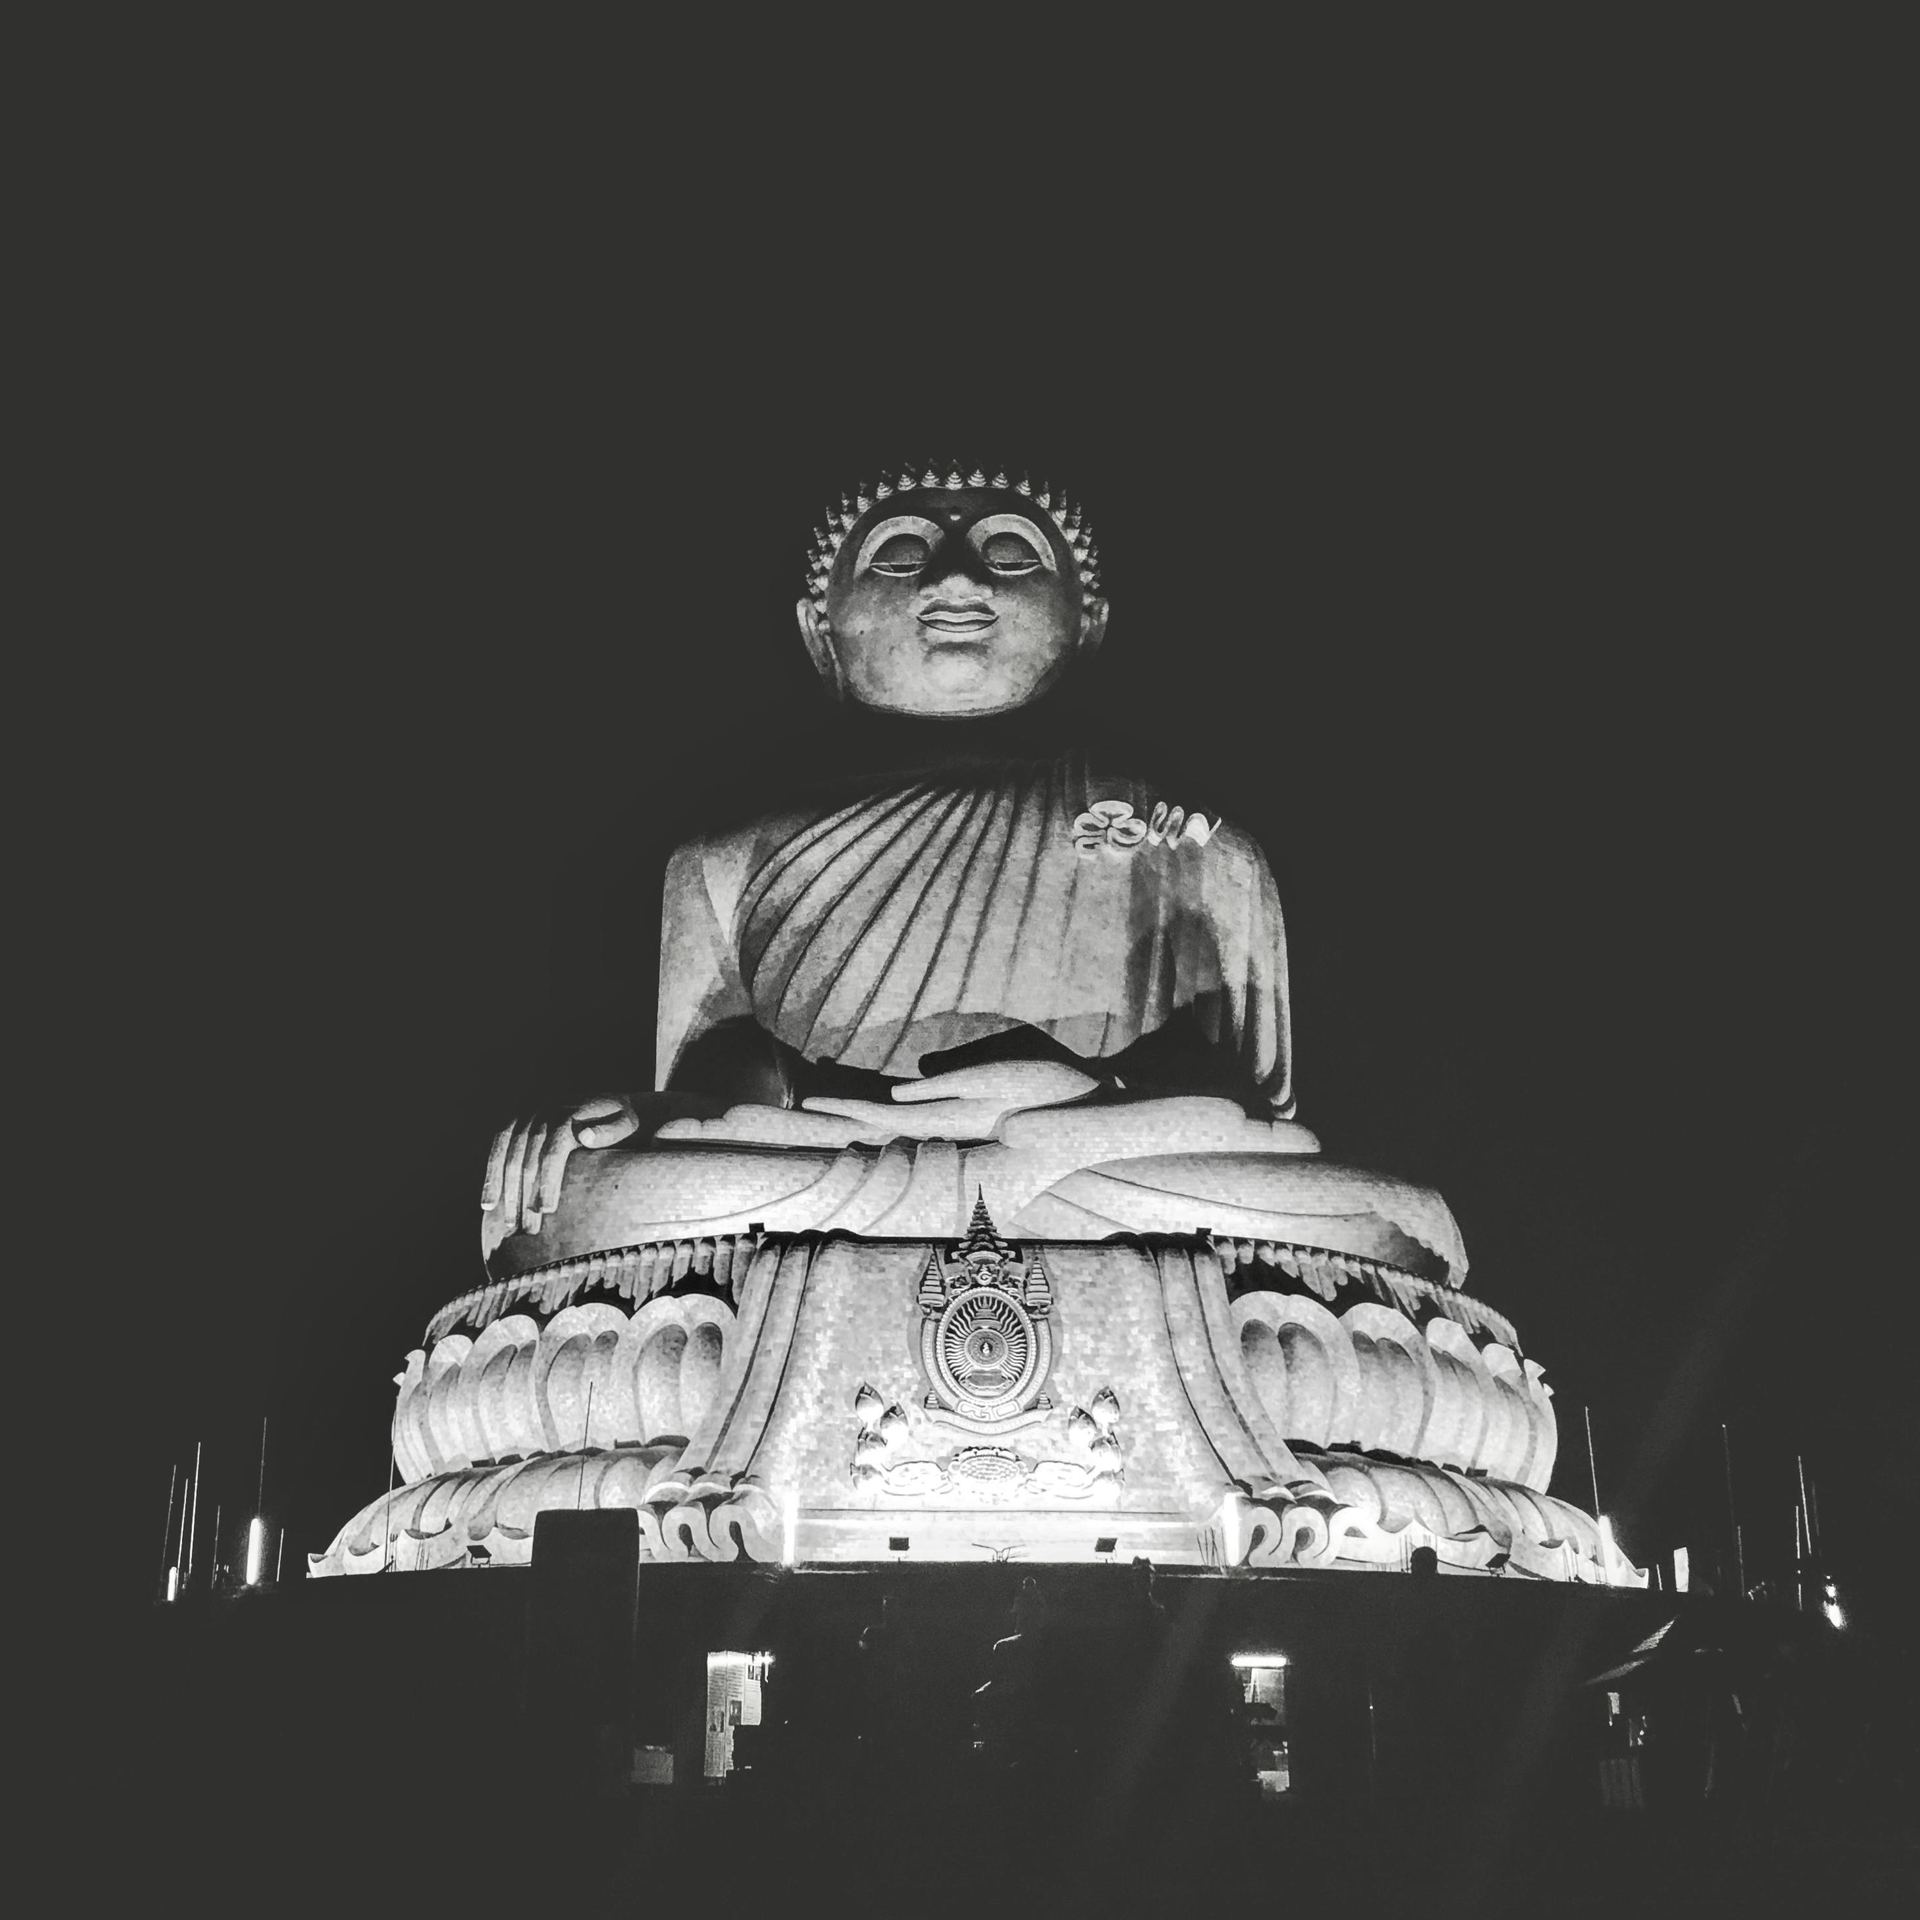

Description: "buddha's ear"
1078 595 1110 661
796 599 847 701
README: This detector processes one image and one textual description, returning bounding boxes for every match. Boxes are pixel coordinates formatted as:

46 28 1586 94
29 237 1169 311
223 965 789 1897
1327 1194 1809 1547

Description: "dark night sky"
101 56 1908 1634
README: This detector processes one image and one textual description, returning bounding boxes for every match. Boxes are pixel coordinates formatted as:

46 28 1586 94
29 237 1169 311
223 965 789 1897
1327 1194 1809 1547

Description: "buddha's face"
797 489 1108 716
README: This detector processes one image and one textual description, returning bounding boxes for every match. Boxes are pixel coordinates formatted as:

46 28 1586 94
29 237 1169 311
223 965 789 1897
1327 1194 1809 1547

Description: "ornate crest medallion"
917 1197 1054 1425
851 1196 1124 1502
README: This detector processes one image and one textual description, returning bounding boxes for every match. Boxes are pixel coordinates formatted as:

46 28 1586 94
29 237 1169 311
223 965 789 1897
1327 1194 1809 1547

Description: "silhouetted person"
1012 1574 1050 1637
857 1592 920 1786
976 1575 1062 1782
1101 1560 1175 1803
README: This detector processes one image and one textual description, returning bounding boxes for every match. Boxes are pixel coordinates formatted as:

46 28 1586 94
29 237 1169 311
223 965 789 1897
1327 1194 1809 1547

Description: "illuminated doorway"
1231 1653 1290 1798
704 1651 773 1782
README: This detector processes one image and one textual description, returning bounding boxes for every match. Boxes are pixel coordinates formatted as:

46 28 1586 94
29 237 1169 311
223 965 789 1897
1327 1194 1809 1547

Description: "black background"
91 40 1907 1636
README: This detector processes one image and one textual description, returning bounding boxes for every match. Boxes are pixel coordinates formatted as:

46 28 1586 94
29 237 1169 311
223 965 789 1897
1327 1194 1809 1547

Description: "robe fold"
655 755 1294 1117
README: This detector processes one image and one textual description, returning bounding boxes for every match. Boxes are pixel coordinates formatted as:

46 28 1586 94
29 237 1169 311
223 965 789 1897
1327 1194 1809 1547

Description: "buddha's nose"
925 539 993 593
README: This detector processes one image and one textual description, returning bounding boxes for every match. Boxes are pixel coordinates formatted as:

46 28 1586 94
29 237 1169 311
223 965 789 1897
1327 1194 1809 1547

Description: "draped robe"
655 755 1294 1117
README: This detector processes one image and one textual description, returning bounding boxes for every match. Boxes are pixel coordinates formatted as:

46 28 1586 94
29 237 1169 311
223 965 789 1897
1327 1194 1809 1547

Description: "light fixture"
1230 1652 1288 1668
246 1516 267 1587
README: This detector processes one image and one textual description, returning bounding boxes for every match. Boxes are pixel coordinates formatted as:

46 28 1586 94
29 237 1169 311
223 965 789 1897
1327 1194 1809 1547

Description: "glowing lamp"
246 1516 267 1587
1229 1652 1288 1668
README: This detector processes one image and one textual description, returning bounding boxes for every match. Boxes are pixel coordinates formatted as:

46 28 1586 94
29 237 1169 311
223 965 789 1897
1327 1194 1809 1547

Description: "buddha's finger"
700 1106 866 1147
895 1061 1100 1107
480 1204 510 1264
533 1124 575 1218
495 1121 533 1230
479 1125 513 1210
518 1120 551 1230
798 1096 936 1143
576 1096 639 1149
886 1097 1013 1139
800 1097 900 1130
806 1095 1008 1142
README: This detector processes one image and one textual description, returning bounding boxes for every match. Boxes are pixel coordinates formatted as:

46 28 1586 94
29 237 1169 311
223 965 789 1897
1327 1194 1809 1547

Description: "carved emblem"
1072 798 1215 857
917 1196 1054 1424
851 1196 1125 1501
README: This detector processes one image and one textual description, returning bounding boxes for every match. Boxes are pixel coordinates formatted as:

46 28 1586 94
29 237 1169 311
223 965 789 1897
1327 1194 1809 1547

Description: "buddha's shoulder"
665 760 1273 908
664 804 821 913
1084 769 1269 871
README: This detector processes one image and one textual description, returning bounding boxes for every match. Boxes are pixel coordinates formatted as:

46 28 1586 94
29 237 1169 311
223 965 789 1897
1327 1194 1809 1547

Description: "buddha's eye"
981 530 1043 576
867 533 932 578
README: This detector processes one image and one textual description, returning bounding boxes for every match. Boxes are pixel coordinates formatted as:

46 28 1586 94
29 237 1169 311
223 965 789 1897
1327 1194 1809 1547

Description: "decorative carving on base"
843 1199 1126 1503
850 1382 1125 1503
915 1195 1056 1425
1220 1457 1648 1585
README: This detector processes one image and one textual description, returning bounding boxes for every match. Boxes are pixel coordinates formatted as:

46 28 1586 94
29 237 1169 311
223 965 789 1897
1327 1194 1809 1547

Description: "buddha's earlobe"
1078 596 1110 660
796 599 847 701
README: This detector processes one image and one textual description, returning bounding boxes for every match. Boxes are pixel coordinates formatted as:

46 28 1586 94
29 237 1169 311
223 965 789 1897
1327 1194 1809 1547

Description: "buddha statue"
313 461 1623 1585
478 464 1466 1285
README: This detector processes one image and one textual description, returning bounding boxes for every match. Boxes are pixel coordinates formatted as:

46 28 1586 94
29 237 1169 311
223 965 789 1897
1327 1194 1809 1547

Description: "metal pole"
159 1463 179 1599
185 1441 203 1593
382 1450 396 1573
256 1416 268 1514
1583 1405 1602 1517
1364 1657 1378 1817
1720 1423 1743 1596
276 1529 286 1583
1789 1451 1804 1605
577 1381 596 1509
210 1503 222 1592
174 1459 191 1584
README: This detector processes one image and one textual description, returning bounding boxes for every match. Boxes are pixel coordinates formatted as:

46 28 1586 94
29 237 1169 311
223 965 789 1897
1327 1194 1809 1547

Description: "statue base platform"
314 1226 1640 1587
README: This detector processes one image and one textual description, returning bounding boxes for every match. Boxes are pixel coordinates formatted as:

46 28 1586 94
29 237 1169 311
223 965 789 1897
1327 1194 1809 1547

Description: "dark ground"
120 1561 1916 1919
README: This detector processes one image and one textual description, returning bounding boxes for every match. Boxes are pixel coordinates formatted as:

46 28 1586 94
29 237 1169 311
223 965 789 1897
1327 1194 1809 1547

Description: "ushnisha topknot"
803 463 1102 607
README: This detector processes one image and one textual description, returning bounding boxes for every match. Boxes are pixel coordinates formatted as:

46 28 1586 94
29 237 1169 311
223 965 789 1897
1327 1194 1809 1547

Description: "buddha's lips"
919 606 998 633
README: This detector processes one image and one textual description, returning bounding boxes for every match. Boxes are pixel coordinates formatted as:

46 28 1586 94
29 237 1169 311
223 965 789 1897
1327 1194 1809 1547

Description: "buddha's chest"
735 770 1246 1068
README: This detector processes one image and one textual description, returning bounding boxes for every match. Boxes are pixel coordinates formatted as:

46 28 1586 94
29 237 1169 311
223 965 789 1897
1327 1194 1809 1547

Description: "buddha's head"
796 463 1108 716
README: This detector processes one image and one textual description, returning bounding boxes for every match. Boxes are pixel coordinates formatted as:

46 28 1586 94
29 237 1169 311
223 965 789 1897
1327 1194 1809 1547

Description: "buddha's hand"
480 1095 639 1257
802 1060 1100 1145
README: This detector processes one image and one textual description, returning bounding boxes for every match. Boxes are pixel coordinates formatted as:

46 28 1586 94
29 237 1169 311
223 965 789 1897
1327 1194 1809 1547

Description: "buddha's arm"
1231 837 1295 1120
481 841 765 1260
655 840 756 1093
654 836 805 1108
1063 825 1297 1119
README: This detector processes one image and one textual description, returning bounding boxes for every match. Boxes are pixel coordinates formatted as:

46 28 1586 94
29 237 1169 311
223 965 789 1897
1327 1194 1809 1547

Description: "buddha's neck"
821 689 1092 783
